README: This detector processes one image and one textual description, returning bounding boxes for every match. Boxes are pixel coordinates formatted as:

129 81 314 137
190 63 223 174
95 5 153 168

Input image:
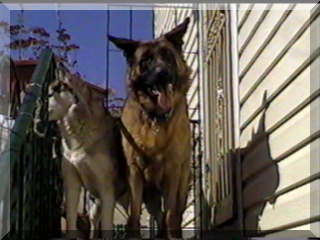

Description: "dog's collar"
145 108 174 123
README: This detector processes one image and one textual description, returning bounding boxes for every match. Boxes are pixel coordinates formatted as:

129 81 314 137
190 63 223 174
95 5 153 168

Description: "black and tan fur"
109 17 192 239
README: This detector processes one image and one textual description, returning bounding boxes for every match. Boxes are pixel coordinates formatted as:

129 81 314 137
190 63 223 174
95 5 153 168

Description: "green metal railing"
8 49 62 240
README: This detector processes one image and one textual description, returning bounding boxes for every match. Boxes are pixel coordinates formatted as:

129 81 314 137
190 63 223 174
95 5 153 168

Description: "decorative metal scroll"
206 11 226 62
205 10 235 226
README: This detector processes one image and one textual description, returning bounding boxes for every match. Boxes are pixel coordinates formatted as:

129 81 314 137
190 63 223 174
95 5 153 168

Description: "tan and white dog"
48 71 128 238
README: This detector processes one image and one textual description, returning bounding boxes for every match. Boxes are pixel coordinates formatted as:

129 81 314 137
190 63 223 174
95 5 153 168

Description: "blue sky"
8 10 153 99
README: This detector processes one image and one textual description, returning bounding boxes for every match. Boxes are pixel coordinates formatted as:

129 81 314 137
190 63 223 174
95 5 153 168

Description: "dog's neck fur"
57 103 109 155
57 115 86 153
123 93 189 155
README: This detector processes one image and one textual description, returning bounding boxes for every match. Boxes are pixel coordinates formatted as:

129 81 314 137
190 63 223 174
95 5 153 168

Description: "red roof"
12 59 108 95
14 59 38 67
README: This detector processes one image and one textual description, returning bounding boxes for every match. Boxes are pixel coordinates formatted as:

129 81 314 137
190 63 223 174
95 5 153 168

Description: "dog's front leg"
127 163 143 238
89 198 101 238
164 164 181 239
176 158 191 238
144 188 165 237
100 188 115 239
62 159 81 238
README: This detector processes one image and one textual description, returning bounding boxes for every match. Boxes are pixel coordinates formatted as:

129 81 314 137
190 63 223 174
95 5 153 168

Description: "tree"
0 19 80 71
0 17 122 112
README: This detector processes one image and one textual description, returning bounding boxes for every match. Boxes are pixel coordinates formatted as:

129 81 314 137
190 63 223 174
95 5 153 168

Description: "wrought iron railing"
4 49 62 239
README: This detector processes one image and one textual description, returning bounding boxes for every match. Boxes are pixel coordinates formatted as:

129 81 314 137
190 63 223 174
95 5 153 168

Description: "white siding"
238 3 320 236
239 4 291 75
259 181 319 230
238 4 270 50
240 4 314 101
153 3 320 237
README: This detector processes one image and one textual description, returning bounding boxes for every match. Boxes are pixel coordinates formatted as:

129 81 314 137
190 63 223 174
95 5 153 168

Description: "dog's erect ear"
163 17 190 52
108 35 140 63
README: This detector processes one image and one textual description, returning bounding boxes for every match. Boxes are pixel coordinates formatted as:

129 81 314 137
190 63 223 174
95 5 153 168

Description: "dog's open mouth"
148 86 174 122
153 88 172 110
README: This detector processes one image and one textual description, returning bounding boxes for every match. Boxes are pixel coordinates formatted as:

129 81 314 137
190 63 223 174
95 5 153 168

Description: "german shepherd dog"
109 17 192 239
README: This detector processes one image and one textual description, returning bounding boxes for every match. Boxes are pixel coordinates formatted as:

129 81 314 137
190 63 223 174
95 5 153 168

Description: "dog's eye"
60 83 68 91
52 85 61 92
48 85 59 97
159 48 174 59
143 86 154 95
146 87 152 94
140 56 153 70
51 82 70 94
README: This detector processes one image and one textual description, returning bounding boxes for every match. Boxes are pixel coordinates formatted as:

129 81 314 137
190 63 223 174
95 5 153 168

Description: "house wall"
153 3 320 238
238 3 320 237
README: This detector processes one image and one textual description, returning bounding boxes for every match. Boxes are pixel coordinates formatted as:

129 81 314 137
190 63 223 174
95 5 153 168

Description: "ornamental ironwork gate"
204 9 236 226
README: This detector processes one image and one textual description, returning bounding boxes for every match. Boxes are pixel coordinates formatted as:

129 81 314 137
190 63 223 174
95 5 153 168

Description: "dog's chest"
134 123 169 154
64 148 114 197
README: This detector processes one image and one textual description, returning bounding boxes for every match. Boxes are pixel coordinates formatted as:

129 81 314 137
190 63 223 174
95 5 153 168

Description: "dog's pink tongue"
157 92 172 112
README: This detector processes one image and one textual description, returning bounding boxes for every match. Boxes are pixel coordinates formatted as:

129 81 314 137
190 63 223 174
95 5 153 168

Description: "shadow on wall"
199 91 280 237
241 91 280 235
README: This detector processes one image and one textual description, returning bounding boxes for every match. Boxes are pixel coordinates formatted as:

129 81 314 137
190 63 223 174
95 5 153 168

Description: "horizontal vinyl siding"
238 4 254 27
178 9 199 227
266 222 320 240
242 97 319 175
275 139 316 192
240 12 320 128
238 4 270 50
268 98 319 158
240 4 314 101
265 222 319 238
238 3 320 235
183 13 200 122
240 57 320 148
239 4 291 74
259 180 320 230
